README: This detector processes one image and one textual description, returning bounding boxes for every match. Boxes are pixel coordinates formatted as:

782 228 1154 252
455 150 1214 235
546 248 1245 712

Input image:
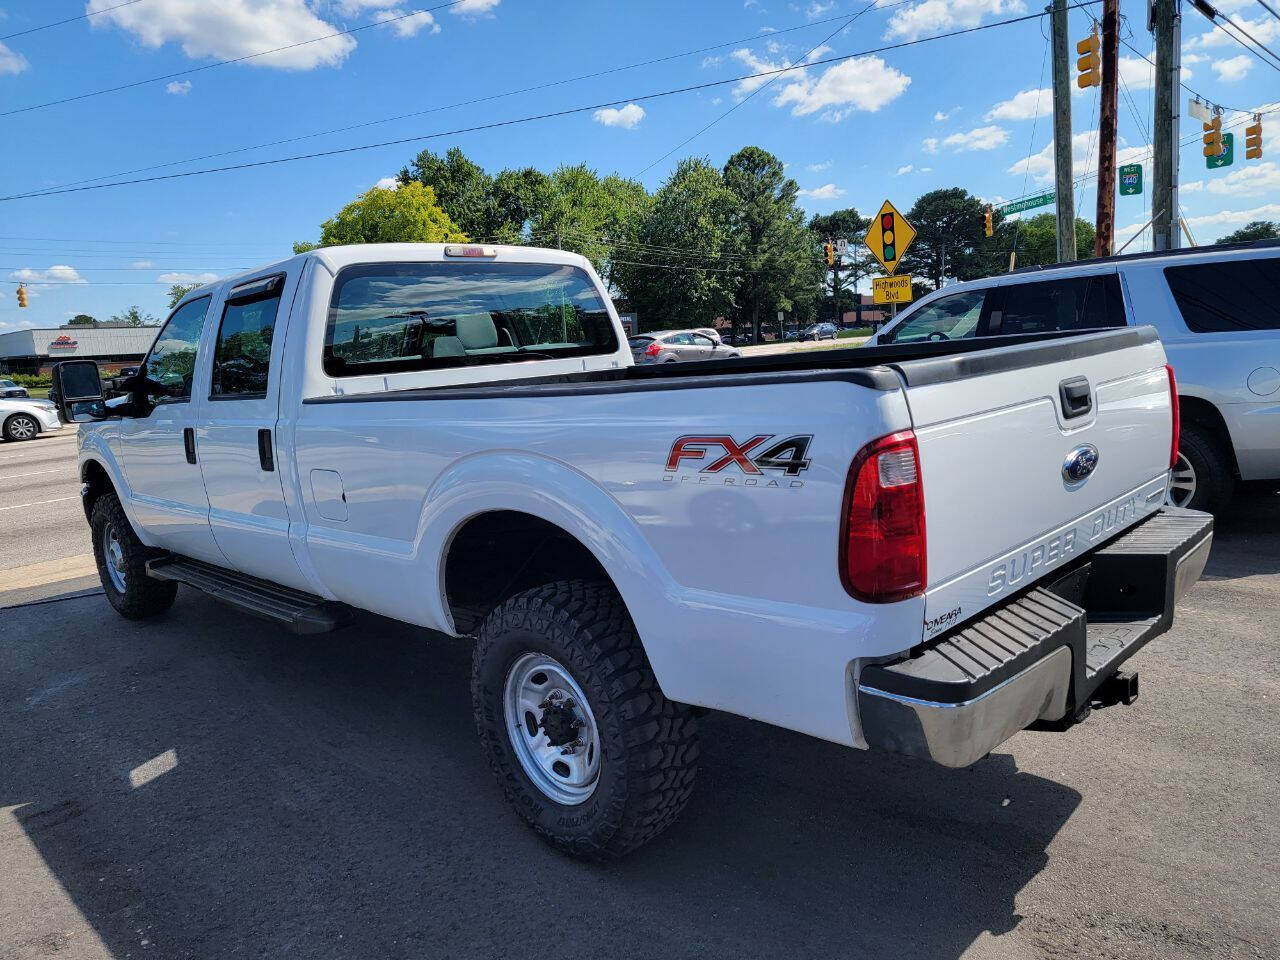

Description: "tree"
1217 220 1279 244
809 208 873 324
67 314 97 326
111 305 158 326
992 213 1096 270
308 181 467 247
530 165 650 286
897 188 998 289
166 283 200 309
722 146 822 341
615 158 737 332
399 147 497 239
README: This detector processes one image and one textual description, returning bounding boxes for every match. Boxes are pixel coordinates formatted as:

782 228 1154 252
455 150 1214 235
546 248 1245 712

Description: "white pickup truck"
56 243 1212 860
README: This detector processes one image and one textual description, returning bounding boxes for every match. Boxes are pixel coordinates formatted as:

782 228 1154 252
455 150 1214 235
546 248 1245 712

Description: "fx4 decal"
664 435 814 483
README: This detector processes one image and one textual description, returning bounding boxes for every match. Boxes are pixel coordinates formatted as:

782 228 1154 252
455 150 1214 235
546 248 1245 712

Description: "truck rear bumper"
856 507 1213 768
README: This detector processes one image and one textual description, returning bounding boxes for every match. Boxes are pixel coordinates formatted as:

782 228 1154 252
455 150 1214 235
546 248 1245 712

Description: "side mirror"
52 360 108 422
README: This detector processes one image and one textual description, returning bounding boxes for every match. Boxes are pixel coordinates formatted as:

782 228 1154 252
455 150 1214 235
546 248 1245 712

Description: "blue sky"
1 0 1278 332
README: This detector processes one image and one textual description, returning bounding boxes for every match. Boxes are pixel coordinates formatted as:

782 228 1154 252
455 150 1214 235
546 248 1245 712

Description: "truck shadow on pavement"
1198 486 1280 582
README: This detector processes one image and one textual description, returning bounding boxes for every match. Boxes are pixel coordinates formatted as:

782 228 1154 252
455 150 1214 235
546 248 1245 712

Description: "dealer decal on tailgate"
663 434 813 487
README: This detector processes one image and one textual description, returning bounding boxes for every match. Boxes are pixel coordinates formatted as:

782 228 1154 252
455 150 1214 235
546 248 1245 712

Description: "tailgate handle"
1059 377 1092 420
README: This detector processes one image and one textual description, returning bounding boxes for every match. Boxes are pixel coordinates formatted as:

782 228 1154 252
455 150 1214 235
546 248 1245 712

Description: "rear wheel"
1168 421 1235 513
472 580 699 861
90 492 177 618
3 414 38 441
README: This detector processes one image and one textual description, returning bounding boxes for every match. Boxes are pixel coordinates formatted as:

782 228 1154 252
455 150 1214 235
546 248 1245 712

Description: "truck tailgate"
893 328 1174 640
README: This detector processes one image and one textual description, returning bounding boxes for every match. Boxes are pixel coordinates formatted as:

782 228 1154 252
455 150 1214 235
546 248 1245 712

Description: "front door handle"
257 428 275 472
182 427 197 464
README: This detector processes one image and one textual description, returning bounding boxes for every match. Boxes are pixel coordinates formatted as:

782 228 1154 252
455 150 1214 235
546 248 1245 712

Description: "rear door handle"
182 427 197 464
257 428 275 472
1059 377 1092 419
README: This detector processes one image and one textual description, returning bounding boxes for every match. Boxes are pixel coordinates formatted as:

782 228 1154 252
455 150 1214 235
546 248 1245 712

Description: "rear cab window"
324 262 619 377
994 274 1126 335
1164 257 1280 332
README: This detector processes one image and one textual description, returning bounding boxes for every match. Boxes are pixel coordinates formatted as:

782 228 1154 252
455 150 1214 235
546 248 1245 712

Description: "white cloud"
1008 129 1153 185
701 54 723 68
336 2 440 37
165 80 192 95
450 0 500 13
920 166 933 172
710 96 722 105
0 40 28 75
88 0 356 70
131 260 154 269
896 164 914 175
1186 14 1279 51
807 1 835 16
797 183 847 199
157 271 219 285
1116 56 1194 91
373 176 400 190
1192 160 1280 197
943 125 1009 151
593 103 645 129
1212 54 1253 83
806 160 832 171
933 107 958 121
10 265 86 286
922 136 939 153
730 47 784 98
879 0 1026 42
985 88 1048 122
1184 203 1280 231
772 55 911 121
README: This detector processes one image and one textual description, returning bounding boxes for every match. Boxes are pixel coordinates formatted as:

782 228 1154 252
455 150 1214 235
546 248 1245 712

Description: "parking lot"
2 431 1277 960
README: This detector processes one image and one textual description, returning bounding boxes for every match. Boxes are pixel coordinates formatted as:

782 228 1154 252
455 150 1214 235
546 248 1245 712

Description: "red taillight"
1166 364 1180 470
645 340 661 357
840 430 926 603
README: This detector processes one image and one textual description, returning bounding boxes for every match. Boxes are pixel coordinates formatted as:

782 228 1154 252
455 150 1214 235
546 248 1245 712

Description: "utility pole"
831 249 841 328
1094 0 1119 257
1152 0 1182 250
1050 0 1077 262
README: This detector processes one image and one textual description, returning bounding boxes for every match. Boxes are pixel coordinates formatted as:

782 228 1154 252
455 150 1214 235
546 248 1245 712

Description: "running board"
145 556 353 634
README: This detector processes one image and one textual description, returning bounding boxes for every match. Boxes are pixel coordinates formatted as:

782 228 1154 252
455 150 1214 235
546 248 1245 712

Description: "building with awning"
0 324 158 376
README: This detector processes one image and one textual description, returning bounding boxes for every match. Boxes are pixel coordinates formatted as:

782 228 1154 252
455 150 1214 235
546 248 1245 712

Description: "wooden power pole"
1051 0 1077 262
1152 0 1182 250
1094 0 1120 257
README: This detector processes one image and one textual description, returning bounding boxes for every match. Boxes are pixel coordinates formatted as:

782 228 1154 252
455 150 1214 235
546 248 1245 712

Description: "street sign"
1119 163 1143 196
999 192 1055 215
834 238 848 256
864 200 916 276
1207 132 1234 169
873 274 913 305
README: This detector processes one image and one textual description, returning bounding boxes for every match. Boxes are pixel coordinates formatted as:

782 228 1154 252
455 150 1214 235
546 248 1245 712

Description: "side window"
999 275 1126 335
143 296 211 404
884 290 985 343
691 334 715 348
667 332 694 345
1165 258 1280 332
211 277 283 398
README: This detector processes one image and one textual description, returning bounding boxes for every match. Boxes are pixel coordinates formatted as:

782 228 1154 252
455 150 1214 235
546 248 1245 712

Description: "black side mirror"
52 359 107 422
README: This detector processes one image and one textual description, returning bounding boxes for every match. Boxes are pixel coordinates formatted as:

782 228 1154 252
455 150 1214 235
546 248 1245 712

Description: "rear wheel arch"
1177 395 1239 478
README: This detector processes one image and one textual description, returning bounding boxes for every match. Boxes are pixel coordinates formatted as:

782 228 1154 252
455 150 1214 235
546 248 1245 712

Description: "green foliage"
67 314 97 326
314 181 467 247
398 147 553 243
992 213 1096 270
1216 220 1279 244
292 241 321 254
110 305 159 327
810 207 873 321
166 283 200 309
7 373 51 388
898 187 1001 289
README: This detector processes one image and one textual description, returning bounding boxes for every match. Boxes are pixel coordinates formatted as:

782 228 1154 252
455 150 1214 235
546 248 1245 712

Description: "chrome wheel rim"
503 652 601 805
8 416 35 440
1167 452 1197 508
101 522 127 593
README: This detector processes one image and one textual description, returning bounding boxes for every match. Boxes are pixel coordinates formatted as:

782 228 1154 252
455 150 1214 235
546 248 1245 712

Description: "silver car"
630 330 741 364
0 378 29 399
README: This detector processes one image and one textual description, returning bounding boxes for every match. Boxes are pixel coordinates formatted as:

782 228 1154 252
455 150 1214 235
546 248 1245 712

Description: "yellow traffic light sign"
16 284 28 308
1076 28 1100 88
983 207 994 238
864 200 916 276
1203 112 1223 158
1245 115 1263 160
823 241 834 266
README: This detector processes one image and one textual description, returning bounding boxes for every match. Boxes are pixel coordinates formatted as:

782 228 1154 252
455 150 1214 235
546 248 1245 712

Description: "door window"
884 290 985 343
666 332 694 345
691 334 716 348
143 296 211 404
997 275 1126 335
1164 257 1280 332
211 279 283 398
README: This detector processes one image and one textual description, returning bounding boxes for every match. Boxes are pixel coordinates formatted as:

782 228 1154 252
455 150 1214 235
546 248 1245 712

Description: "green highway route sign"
1207 132 1234 169
1119 163 1143 195
999 192 1055 215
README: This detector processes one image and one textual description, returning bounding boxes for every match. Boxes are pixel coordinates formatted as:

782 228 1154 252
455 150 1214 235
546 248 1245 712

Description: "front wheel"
3 414 39 441
471 580 699 861
90 492 178 619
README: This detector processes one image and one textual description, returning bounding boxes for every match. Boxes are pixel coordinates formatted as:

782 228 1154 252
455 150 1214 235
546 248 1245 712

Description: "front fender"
77 429 157 546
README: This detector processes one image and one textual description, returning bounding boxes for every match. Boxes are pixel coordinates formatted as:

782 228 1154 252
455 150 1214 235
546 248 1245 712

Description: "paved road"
1 431 1277 960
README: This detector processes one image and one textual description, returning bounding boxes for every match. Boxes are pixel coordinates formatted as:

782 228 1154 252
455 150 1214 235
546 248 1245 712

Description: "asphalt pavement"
1 432 1277 960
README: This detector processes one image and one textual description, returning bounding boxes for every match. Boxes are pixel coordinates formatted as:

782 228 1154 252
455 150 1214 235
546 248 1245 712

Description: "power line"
0 2 1105 205
0 0 470 118
0 0 146 42
1258 1 1280 24
1188 0 1280 74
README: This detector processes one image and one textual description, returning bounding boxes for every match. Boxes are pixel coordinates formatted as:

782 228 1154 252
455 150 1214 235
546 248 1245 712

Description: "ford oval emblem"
1062 444 1100 485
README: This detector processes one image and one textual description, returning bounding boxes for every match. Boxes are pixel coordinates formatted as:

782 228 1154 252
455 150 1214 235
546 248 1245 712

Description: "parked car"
59 242 1208 861
0 378 30 399
800 322 839 342
0 396 62 441
630 329 741 363
867 240 1280 513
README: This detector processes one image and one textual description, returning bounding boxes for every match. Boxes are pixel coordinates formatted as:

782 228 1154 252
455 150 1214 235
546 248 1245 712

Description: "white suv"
868 241 1280 512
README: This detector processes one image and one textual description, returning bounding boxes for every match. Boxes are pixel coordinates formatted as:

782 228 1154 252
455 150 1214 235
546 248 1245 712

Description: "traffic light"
878 211 897 264
16 284 27 308
823 241 834 266
983 207 994 238
1076 27 1100 88
1203 111 1223 158
1245 115 1263 160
